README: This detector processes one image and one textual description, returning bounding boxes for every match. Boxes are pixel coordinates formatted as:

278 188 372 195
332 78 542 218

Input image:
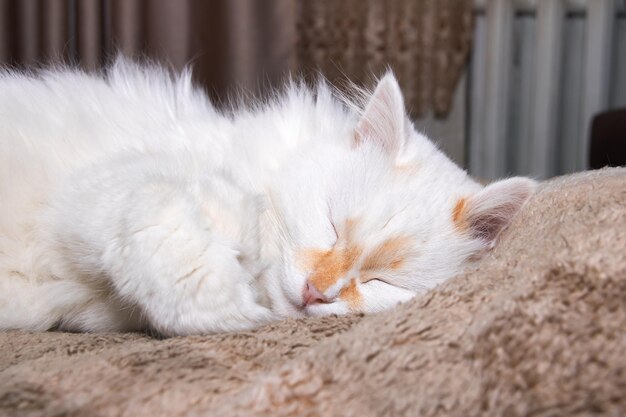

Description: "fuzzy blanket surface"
1 168 625 417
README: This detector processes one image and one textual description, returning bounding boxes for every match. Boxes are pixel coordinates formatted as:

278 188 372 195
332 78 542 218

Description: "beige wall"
413 73 467 167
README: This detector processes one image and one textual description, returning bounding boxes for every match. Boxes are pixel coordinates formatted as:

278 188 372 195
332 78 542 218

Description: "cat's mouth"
300 301 334 318
300 301 347 317
284 297 333 318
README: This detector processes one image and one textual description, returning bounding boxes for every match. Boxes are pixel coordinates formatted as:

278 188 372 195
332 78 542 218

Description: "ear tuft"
463 177 537 247
355 73 407 155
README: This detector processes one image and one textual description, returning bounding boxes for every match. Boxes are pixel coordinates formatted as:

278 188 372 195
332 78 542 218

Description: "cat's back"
0 60 223 246
0 60 217 168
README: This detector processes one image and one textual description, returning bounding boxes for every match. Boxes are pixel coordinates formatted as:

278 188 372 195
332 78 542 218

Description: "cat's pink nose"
302 281 326 306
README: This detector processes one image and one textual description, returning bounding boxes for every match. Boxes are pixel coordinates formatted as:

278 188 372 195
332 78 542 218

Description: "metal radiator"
468 0 626 179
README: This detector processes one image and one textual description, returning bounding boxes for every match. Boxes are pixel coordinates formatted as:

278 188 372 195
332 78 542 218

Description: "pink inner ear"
464 177 537 245
467 209 515 242
354 74 406 155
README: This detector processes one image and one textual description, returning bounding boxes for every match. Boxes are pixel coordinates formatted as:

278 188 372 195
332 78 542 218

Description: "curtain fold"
0 0 471 117
109 0 141 57
76 0 102 69
17 0 40 64
40 0 67 61
143 0 190 68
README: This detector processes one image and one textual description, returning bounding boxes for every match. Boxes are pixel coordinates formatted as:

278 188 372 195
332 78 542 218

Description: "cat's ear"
457 177 537 248
354 73 407 156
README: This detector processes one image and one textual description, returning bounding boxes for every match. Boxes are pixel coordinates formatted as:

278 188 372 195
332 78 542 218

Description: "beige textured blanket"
1 168 625 417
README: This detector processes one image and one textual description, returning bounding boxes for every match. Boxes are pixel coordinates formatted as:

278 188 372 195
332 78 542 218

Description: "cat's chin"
303 301 350 317
271 297 342 319
271 282 352 318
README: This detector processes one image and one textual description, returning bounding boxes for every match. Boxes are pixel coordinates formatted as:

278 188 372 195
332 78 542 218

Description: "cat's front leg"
55 160 275 336
114 177 276 336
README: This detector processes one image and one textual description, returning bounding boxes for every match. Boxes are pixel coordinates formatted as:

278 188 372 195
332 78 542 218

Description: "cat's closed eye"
359 273 390 285
363 277 387 285
329 218 339 242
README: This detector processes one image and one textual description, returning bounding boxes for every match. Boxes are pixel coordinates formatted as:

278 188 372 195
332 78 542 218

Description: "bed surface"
2 168 625 417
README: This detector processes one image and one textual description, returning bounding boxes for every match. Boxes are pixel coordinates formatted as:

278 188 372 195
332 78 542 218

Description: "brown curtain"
0 0 293 102
294 0 472 117
0 0 471 116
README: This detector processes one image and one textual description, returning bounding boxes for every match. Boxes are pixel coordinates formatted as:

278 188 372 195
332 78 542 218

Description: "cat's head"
267 74 536 317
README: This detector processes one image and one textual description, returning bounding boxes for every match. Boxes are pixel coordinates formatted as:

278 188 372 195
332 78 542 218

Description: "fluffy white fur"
0 60 536 336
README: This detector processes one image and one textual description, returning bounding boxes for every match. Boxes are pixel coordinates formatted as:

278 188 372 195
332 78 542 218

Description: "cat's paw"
197 174 267 275
146 243 275 337
241 303 277 328
157 301 277 336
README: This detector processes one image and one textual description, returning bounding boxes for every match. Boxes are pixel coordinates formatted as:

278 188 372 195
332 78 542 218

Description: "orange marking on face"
452 197 469 231
297 218 363 292
339 278 362 310
298 245 362 292
297 218 414 303
395 162 420 175
361 236 411 272
344 217 359 242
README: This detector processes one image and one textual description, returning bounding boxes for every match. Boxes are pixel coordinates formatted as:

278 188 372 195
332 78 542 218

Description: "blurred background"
0 0 624 180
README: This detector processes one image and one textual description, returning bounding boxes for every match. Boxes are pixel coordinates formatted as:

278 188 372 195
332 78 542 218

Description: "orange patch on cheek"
361 236 412 272
339 279 362 310
452 197 469 231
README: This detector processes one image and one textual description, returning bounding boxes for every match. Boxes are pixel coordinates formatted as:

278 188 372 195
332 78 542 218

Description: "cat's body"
0 60 535 336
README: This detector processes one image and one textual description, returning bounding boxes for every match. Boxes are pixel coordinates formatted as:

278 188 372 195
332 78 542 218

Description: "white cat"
0 60 535 336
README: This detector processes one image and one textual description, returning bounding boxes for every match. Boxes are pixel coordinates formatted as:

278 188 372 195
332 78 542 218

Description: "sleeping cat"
0 60 535 336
